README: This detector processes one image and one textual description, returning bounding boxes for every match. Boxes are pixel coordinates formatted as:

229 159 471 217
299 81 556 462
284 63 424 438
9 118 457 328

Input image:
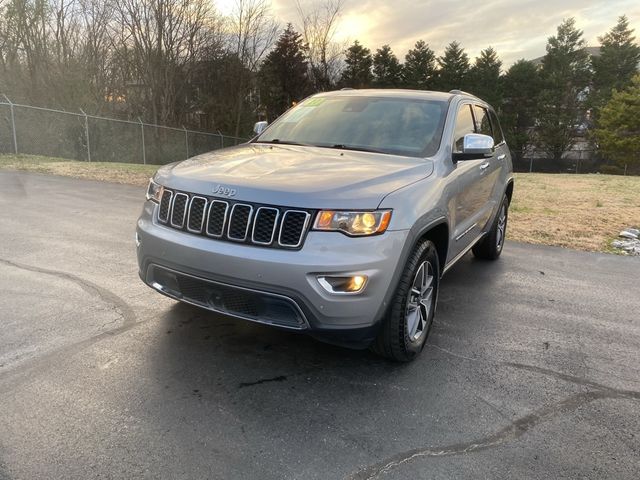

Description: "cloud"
271 0 640 67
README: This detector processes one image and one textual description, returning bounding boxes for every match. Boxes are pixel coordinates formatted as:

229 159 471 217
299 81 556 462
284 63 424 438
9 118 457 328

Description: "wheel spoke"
421 275 433 295
414 264 424 291
422 290 433 307
406 308 420 338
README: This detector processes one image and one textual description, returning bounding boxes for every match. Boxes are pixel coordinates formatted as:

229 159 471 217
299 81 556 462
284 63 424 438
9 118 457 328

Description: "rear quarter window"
488 110 505 145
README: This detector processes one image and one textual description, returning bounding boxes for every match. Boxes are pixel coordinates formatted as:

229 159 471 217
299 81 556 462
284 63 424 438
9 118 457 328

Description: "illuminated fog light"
317 275 368 294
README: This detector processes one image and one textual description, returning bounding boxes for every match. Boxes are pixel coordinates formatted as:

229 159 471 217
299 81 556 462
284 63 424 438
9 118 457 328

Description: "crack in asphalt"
2 256 639 477
0 258 139 390
0 258 136 326
238 375 288 388
347 357 640 480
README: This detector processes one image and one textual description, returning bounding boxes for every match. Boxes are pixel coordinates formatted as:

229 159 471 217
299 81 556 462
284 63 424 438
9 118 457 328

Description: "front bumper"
136 202 409 345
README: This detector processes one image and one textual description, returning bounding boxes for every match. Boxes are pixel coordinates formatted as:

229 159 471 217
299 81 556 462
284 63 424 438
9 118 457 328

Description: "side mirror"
462 133 494 155
253 121 268 135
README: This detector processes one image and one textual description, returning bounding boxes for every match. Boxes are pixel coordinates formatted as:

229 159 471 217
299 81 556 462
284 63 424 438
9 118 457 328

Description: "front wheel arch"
413 221 449 276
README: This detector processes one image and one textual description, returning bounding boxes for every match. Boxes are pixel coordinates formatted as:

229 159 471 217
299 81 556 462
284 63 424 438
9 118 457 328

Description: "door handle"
497 154 506 161
479 162 490 170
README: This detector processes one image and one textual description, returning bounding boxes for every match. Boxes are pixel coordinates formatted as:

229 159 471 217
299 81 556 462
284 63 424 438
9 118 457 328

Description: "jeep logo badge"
213 185 237 197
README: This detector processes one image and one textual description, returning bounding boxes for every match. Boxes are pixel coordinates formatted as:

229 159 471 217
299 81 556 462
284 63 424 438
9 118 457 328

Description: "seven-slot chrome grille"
157 188 312 249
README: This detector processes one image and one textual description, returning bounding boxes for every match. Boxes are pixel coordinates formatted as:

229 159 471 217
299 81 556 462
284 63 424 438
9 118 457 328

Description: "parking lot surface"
1 172 639 479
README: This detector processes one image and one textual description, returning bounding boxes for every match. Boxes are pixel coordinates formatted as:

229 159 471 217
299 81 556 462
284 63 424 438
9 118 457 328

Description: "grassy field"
2 154 639 253
510 173 640 252
0 154 156 186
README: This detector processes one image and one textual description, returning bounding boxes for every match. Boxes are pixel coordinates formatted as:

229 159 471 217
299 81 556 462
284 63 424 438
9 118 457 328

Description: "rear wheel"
472 195 509 260
372 240 439 362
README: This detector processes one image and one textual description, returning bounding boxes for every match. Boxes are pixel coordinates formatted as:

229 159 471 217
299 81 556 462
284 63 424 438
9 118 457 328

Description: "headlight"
312 210 392 236
145 178 163 203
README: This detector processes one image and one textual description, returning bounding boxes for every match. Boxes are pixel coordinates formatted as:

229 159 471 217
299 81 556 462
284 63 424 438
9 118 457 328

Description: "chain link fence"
512 154 639 175
0 95 247 165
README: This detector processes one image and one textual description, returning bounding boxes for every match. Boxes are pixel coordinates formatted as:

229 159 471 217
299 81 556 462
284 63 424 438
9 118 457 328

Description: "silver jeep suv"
137 89 513 361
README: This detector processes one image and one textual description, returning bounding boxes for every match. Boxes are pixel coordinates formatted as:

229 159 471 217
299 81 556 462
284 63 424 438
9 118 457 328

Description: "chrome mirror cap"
463 133 494 155
253 121 268 135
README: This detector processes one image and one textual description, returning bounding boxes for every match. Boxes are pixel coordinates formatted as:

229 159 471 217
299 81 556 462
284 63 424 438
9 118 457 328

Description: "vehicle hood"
155 144 434 209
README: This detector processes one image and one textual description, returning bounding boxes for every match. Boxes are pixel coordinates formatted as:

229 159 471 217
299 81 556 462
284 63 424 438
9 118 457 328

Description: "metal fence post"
183 126 189 159
2 94 18 154
138 117 146 165
217 131 223 149
80 109 91 162
529 157 533 173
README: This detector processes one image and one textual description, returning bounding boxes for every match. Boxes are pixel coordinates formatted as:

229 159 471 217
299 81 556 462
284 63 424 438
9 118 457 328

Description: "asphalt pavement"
1 171 639 479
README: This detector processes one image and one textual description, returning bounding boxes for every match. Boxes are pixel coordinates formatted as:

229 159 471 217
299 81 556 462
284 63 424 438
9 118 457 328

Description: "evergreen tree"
435 41 470 91
259 24 310 121
402 40 436 89
535 18 591 161
592 16 640 106
339 40 373 88
595 74 640 168
469 47 503 108
372 45 403 87
501 60 543 162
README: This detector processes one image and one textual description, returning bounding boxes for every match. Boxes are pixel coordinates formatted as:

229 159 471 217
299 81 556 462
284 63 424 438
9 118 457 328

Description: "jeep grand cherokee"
136 89 514 361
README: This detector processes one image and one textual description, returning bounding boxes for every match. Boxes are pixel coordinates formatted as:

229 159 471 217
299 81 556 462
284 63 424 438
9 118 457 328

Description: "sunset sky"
266 0 640 68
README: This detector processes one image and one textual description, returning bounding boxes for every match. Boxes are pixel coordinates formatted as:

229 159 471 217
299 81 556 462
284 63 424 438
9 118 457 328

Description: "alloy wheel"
405 261 434 342
496 204 507 251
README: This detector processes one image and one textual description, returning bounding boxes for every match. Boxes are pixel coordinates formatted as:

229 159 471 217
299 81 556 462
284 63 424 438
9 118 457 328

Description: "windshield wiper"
330 144 386 154
258 139 317 147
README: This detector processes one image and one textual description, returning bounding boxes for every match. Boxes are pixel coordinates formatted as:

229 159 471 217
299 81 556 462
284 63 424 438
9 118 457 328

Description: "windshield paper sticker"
282 98 325 123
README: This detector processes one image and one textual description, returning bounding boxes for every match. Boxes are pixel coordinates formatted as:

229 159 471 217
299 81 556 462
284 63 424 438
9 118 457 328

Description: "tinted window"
453 104 475 153
488 110 505 144
473 105 492 137
257 96 448 158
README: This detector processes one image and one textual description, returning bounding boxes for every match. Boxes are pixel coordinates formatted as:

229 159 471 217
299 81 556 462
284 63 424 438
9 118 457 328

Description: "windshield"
255 96 448 158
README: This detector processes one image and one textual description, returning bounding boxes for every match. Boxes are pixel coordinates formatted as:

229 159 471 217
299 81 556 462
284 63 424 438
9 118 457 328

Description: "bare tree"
50 0 80 66
76 0 116 112
227 0 278 136
115 0 215 125
0 0 51 103
295 0 344 91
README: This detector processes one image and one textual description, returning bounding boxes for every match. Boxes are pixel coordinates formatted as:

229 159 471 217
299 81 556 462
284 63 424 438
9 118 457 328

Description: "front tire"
372 240 439 362
472 195 509 260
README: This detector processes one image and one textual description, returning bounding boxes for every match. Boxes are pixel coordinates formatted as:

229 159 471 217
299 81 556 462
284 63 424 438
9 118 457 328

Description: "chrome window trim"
186 195 208 233
158 190 173 223
227 203 254 241
170 192 189 228
251 207 280 245
278 210 311 248
205 200 229 238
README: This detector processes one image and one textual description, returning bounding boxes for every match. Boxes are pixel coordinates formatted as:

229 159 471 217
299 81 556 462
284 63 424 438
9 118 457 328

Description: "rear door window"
472 105 493 137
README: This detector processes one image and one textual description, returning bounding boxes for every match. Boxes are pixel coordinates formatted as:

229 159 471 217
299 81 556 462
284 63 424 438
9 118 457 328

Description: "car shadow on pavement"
129 256 522 478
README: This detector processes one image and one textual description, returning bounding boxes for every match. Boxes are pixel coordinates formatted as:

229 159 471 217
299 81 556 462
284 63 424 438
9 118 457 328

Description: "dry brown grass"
0 154 157 186
509 173 640 252
2 154 639 253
